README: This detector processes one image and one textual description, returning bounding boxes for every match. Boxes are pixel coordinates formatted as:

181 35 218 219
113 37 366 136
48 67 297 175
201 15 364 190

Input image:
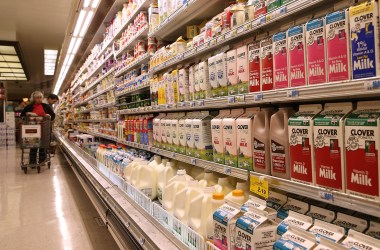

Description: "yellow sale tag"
250 175 269 199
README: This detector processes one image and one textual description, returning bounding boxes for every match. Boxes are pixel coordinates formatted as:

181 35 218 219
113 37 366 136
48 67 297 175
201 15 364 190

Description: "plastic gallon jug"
157 160 176 203
162 170 191 213
270 107 295 179
197 170 218 186
206 192 225 240
149 155 162 168
96 144 106 162
235 181 249 200
136 163 157 199
188 186 215 239
130 160 148 187
190 166 204 179
173 180 203 224
225 189 246 206
252 108 275 174
124 159 143 183
215 176 234 196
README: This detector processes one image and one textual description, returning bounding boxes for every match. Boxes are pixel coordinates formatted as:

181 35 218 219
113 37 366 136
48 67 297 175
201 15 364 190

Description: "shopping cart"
19 116 51 174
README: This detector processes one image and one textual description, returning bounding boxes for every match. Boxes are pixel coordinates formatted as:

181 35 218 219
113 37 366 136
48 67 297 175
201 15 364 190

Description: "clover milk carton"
223 109 245 168
153 113 166 147
236 44 249 94
308 219 345 243
288 25 307 87
277 197 309 221
306 205 335 223
314 237 347 250
209 55 218 97
260 37 274 91
227 49 238 95
198 61 210 99
178 68 189 102
273 226 317 250
213 203 244 250
349 0 380 79
193 111 214 161
345 101 380 200
289 104 322 185
306 18 327 84
235 208 278 250
211 110 230 164
277 211 313 237
178 113 187 155
314 102 352 192
333 213 368 234
342 230 380 250
366 221 380 239
172 112 185 153
194 64 200 100
216 52 228 96
189 65 195 101
248 42 261 92
326 9 351 82
237 108 260 170
267 191 288 221
273 31 289 89
241 196 277 221
186 112 197 157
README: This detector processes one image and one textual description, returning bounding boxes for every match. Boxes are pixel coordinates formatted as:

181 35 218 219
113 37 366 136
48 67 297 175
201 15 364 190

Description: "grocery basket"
19 116 51 173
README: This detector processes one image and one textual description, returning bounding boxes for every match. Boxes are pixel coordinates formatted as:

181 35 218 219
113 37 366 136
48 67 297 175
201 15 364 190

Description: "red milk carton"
248 42 261 92
273 31 289 89
260 38 274 91
287 25 307 87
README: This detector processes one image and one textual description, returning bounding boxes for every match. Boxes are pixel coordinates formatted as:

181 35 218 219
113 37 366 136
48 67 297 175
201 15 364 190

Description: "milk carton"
366 221 380 239
248 42 261 92
273 32 289 89
306 205 335 223
308 220 345 243
215 52 228 97
193 111 214 161
267 191 288 220
273 226 317 250
342 230 380 250
211 110 230 164
213 203 244 250
194 64 200 100
189 65 195 101
314 102 352 192
235 208 278 250
236 45 249 94
288 25 307 87
306 18 327 84
186 112 197 157
288 104 322 185
350 0 380 79
209 55 218 97
223 109 245 168
172 113 185 153
277 197 309 221
333 213 368 234
164 113 174 150
241 196 277 221
153 113 166 148
277 211 313 237
326 9 350 82
172 69 179 104
345 101 380 200
314 237 347 250
178 68 189 102
260 37 274 91
198 61 210 99
227 49 238 95
237 108 260 170
178 113 187 155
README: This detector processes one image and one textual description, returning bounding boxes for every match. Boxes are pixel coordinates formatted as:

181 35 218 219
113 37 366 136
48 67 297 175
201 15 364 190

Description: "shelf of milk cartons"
250 171 380 218
78 101 117 114
85 52 115 82
56 132 188 250
118 77 380 115
114 25 149 58
115 52 151 78
149 0 346 75
76 85 115 107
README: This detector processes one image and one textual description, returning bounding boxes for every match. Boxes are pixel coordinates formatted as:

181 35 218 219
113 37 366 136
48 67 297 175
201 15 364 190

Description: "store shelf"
114 25 149 58
148 0 225 40
116 79 150 97
149 0 331 75
78 101 117 113
77 85 115 107
81 67 115 95
56 132 187 250
72 90 82 100
75 118 117 123
85 52 114 81
115 53 151 78
118 78 380 115
250 171 380 218
77 129 118 141
96 0 151 59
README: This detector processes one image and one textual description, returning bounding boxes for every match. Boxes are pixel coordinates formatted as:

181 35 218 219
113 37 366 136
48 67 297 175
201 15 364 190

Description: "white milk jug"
162 169 191 213
173 180 203 224
206 192 225 240
157 160 176 203
225 189 246 206
215 176 234 195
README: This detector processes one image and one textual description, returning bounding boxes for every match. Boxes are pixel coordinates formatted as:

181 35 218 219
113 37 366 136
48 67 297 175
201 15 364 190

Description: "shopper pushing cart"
20 91 55 173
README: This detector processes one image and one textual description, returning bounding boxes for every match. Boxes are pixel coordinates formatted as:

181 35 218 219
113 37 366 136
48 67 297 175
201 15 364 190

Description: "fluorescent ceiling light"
0 46 16 55
67 37 77 54
73 10 86 37
91 0 100 8
44 49 58 75
0 41 27 81
80 10 94 37
72 38 82 54
83 0 91 7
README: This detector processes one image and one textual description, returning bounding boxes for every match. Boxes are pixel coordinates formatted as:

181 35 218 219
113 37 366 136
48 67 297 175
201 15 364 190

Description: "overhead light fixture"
79 10 94 37
44 49 58 75
91 0 101 8
83 0 91 7
0 41 28 81
73 10 86 37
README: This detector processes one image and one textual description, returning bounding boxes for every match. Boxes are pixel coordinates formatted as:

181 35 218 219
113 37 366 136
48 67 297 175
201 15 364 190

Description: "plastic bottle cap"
177 169 186 175
232 189 244 197
213 193 225 200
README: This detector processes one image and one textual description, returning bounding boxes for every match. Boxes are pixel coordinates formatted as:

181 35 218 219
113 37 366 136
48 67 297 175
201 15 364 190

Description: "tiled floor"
0 147 119 250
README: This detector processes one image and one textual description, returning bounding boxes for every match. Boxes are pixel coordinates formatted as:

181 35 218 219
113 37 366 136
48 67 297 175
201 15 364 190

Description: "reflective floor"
0 147 119 250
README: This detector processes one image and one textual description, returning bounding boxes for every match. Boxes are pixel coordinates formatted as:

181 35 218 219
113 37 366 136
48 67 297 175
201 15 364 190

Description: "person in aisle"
21 91 56 164
45 93 59 107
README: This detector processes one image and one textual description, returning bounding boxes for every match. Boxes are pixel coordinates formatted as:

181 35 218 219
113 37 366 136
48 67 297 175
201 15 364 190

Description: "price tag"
254 93 264 101
365 80 380 90
237 26 244 34
179 102 186 107
172 153 177 159
287 89 299 98
236 94 245 103
319 191 334 201
217 35 225 43
245 22 252 31
211 39 216 46
190 101 196 107
177 54 184 60
228 96 236 104
224 166 231 175
250 175 269 199
190 158 197 165
198 100 205 107
166 104 172 109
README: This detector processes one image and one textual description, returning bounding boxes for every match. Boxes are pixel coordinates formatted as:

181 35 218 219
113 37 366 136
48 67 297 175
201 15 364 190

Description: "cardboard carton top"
342 229 380 250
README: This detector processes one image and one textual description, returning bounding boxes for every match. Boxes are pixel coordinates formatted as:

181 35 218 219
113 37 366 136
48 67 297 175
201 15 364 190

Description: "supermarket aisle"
0 147 119 250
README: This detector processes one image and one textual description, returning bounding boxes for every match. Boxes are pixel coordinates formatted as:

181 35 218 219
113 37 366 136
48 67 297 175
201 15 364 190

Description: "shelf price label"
319 191 334 202
179 102 186 107
364 80 380 90
237 26 244 34
250 175 269 199
224 166 231 175
245 22 252 31
228 96 236 104
287 89 299 98
254 93 264 101
190 158 197 165
190 101 196 107
236 94 245 103
198 100 205 107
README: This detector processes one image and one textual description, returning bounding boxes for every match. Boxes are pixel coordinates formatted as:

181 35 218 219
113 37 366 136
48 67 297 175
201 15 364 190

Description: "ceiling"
0 0 75 101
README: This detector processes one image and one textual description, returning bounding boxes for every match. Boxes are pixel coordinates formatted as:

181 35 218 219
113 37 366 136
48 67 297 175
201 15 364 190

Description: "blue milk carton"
274 226 317 250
